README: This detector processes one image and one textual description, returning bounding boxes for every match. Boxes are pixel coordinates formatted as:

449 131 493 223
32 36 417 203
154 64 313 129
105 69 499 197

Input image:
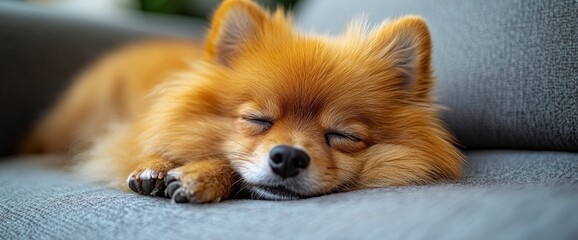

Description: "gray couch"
1 1 577 239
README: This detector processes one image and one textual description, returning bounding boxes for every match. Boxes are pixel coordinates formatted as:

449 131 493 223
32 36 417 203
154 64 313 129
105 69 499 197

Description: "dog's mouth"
249 184 304 200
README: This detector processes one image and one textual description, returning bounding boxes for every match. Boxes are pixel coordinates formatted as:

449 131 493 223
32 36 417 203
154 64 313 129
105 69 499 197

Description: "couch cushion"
297 0 578 151
1 150 577 240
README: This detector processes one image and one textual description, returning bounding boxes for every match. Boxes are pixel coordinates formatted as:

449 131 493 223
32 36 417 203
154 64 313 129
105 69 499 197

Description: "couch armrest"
0 2 206 156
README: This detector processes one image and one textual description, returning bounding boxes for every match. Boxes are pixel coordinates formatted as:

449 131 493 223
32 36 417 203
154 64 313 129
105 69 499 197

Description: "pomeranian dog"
21 0 463 203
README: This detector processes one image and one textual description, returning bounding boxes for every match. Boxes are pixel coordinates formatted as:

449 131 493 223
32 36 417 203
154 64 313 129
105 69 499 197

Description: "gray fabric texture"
1 151 578 240
1 2 577 240
297 0 578 151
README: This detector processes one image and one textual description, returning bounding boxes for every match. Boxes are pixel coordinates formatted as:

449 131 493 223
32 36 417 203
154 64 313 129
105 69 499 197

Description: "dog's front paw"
127 169 168 197
164 168 229 203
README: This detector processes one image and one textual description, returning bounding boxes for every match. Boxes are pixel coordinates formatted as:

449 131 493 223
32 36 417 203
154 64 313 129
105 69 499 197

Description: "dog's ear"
370 16 434 100
205 0 270 66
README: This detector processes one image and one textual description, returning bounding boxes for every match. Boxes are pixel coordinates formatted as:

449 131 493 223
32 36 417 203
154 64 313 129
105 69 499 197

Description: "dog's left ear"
370 16 434 101
205 0 270 66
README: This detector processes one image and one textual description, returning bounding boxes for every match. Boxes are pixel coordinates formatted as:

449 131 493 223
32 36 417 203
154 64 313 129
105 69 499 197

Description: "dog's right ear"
205 0 270 66
367 16 434 101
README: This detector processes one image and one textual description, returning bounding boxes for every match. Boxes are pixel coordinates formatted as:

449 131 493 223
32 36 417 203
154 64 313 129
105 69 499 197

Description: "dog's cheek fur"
356 113 463 187
357 143 455 187
325 152 365 191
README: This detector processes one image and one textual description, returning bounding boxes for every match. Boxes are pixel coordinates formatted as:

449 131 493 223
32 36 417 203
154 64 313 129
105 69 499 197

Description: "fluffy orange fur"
22 0 463 202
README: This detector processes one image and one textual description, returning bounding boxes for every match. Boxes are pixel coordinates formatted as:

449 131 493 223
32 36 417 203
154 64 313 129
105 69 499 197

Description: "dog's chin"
249 185 305 201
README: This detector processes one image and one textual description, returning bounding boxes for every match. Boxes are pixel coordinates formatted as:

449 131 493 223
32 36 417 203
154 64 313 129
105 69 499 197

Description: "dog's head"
147 0 462 200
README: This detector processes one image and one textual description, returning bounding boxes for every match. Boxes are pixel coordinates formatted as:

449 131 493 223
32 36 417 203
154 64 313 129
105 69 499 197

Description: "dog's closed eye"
325 131 366 153
241 115 274 134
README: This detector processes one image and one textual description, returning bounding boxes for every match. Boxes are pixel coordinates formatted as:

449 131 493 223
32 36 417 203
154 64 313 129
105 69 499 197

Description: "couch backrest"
297 0 578 151
1 1 576 156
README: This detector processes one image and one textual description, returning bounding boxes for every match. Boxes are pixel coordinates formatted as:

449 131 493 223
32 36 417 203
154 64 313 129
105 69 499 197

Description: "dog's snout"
269 145 310 178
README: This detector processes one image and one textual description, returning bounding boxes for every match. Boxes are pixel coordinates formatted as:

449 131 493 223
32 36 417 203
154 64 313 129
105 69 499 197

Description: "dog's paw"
164 169 227 203
127 169 168 197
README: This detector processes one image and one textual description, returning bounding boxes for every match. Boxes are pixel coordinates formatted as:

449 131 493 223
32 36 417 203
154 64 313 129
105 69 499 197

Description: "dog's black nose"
269 145 310 179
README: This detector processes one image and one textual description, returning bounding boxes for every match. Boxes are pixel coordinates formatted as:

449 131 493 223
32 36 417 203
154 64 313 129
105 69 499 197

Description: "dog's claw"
167 181 181 199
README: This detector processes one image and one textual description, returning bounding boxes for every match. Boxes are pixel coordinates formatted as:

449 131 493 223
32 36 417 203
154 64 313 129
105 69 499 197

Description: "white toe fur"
140 169 156 180
126 169 166 183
